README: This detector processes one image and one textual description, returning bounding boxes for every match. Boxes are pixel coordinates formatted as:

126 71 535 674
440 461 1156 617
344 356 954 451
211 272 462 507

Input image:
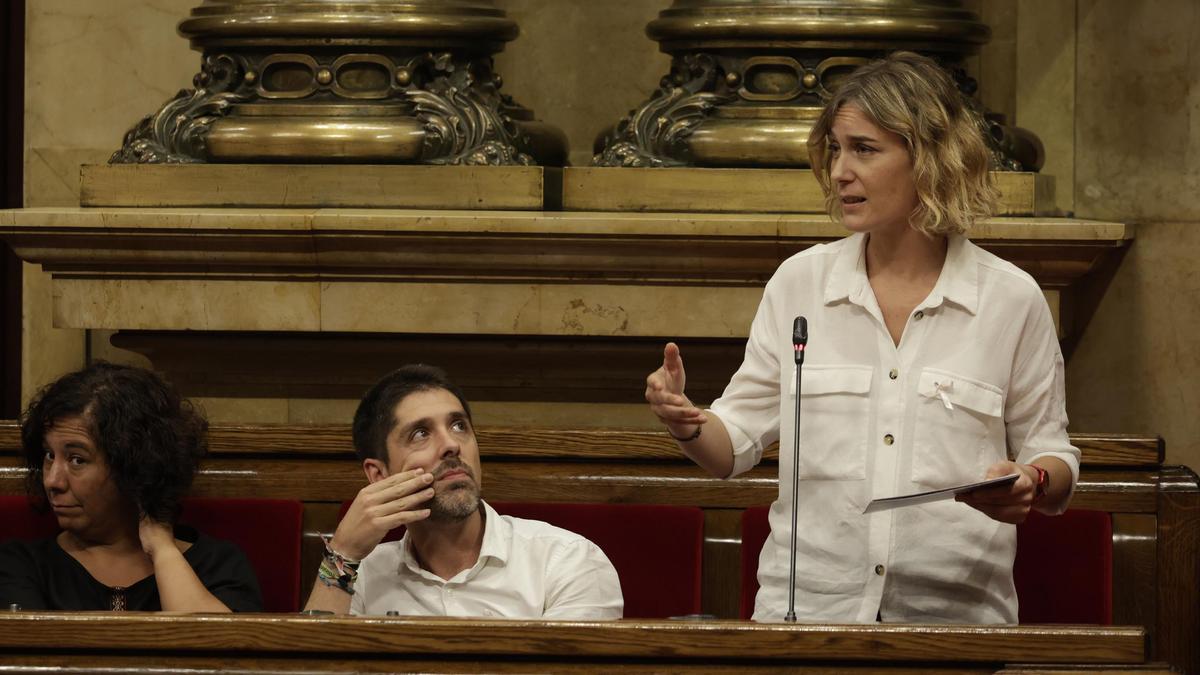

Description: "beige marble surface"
1067 222 1200 465
22 0 195 404
0 207 1131 240
973 0 1018 127
25 0 195 208
1063 0 1200 472
495 0 672 168
19 263 84 405
53 278 322 331
1015 0 1075 216
1074 1 1200 222
320 281 760 337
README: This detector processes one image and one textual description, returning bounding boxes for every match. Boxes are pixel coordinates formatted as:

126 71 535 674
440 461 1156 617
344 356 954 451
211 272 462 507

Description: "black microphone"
792 316 808 365
785 315 807 622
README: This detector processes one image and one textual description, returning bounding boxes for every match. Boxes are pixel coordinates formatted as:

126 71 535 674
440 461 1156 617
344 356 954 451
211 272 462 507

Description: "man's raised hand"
330 468 434 559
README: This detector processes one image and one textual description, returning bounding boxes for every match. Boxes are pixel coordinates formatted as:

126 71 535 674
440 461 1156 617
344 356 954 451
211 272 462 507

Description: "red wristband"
1031 465 1049 502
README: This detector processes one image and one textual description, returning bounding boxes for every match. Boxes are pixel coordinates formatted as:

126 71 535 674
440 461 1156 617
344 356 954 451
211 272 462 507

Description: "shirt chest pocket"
791 365 873 481
912 368 1006 488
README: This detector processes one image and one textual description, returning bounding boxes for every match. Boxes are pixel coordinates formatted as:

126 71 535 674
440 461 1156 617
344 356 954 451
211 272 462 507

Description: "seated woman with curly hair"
0 362 262 611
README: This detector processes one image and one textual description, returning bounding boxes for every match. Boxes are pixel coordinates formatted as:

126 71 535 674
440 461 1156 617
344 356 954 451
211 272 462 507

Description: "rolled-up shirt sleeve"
710 277 784 479
1005 288 1081 506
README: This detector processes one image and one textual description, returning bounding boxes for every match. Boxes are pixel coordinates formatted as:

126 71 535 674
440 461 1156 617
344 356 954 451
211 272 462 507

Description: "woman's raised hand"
138 515 178 559
645 342 708 437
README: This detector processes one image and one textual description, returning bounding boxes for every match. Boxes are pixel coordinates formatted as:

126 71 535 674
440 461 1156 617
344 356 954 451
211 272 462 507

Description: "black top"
0 526 262 611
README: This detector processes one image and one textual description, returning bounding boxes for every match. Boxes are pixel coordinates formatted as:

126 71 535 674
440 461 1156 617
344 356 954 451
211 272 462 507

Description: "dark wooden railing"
0 421 1193 673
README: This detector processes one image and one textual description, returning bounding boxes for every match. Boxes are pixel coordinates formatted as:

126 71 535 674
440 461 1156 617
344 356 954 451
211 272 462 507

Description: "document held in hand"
863 473 1020 514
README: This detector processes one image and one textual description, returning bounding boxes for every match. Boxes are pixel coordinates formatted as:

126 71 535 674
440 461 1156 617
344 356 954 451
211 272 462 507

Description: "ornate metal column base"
593 0 1042 171
111 1 566 166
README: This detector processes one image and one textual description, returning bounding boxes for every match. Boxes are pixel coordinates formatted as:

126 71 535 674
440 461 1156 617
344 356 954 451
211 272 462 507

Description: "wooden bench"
1 422 1195 673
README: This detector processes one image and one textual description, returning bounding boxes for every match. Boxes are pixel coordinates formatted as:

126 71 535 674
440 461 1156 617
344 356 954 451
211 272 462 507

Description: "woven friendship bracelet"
319 535 361 595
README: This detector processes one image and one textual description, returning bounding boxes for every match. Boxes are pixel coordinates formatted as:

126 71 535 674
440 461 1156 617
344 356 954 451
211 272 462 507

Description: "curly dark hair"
20 361 208 523
352 364 473 463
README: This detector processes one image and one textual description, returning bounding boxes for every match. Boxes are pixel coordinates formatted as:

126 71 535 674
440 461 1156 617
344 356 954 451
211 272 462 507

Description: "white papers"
862 473 1020 514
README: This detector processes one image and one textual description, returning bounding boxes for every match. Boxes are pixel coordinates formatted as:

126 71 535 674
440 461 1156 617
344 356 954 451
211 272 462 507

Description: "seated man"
304 364 623 618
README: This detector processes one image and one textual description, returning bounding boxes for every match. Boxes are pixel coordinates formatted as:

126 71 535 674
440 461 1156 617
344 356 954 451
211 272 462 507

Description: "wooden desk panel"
0 613 1148 673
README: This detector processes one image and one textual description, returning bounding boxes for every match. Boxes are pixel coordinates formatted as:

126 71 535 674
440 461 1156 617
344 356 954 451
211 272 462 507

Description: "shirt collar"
398 500 508 581
822 232 978 315
924 233 979 315
823 232 871 307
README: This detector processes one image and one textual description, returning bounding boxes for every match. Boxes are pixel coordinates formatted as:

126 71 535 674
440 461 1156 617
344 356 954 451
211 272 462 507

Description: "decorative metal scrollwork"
593 54 733 168
107 2 562 166
110 54 251 164
403 52 533 166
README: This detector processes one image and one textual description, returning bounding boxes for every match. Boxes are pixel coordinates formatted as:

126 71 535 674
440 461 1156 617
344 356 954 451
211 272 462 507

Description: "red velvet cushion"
740 506 1113 623
179 498 303 612
739 505 770 620
1014 509 1112 624
0 495 59 540
337 500 705 618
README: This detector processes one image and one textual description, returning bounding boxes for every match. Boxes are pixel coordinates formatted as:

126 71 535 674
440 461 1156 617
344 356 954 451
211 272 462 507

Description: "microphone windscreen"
793 316 808 346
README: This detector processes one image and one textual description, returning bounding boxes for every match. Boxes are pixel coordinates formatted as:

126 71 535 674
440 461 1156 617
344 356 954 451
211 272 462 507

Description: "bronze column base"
111 1 566 166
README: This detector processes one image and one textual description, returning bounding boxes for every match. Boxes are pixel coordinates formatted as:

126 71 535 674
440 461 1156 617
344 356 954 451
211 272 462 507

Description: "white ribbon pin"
933 380 954 410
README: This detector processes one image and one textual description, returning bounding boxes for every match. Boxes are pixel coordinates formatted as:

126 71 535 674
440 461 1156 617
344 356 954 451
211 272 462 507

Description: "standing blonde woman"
645 52 1078 623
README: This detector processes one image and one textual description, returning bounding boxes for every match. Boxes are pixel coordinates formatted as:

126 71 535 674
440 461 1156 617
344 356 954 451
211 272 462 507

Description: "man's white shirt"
711 232 1080 623
350 500 624 619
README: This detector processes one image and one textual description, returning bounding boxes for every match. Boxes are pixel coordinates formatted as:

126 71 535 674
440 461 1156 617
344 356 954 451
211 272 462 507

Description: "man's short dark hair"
351 364 473 463
20 361 208 523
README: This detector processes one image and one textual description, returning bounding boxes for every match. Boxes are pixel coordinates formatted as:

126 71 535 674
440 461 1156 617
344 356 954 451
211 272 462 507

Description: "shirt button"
875 564 886 576
914 311 925 320
883 434 894 446
888 368 898 380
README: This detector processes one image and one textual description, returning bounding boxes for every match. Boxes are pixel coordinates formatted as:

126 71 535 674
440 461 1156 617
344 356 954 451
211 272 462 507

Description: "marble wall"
1060 0 1200 470
16 1 1200 471
495 0 672 168
21 0 195 402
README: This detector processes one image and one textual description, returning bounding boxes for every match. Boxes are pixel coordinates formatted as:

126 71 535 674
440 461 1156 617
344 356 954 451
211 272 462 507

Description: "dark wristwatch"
1031 465 1050 502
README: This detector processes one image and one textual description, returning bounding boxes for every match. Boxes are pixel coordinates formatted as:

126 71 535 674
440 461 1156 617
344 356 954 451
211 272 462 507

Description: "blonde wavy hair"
807 51 999 236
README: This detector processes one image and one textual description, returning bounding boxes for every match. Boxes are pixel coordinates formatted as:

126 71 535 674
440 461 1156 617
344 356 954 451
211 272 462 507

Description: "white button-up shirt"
350 501 623 619
711 233 1079 624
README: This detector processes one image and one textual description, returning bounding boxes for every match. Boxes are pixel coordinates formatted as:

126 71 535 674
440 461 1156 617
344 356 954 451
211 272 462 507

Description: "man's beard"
428 460 480 521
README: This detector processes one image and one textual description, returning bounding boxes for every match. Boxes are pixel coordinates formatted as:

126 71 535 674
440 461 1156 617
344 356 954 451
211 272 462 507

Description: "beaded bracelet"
319 535 361 595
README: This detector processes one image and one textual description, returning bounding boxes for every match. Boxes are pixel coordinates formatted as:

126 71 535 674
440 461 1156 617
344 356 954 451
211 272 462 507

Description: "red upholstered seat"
739 505 1113 623
0 495 302 613
1014 509 1112 624
739 505 771 620
0 495 59 540
337 500 705 618
179 498 304 612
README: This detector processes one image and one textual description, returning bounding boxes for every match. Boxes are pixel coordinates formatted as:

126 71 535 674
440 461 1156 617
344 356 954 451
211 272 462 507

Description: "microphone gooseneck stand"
785 316 807 623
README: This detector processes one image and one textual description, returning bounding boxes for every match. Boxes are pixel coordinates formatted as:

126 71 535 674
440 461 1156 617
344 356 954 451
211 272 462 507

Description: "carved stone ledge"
0 208 1131 340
